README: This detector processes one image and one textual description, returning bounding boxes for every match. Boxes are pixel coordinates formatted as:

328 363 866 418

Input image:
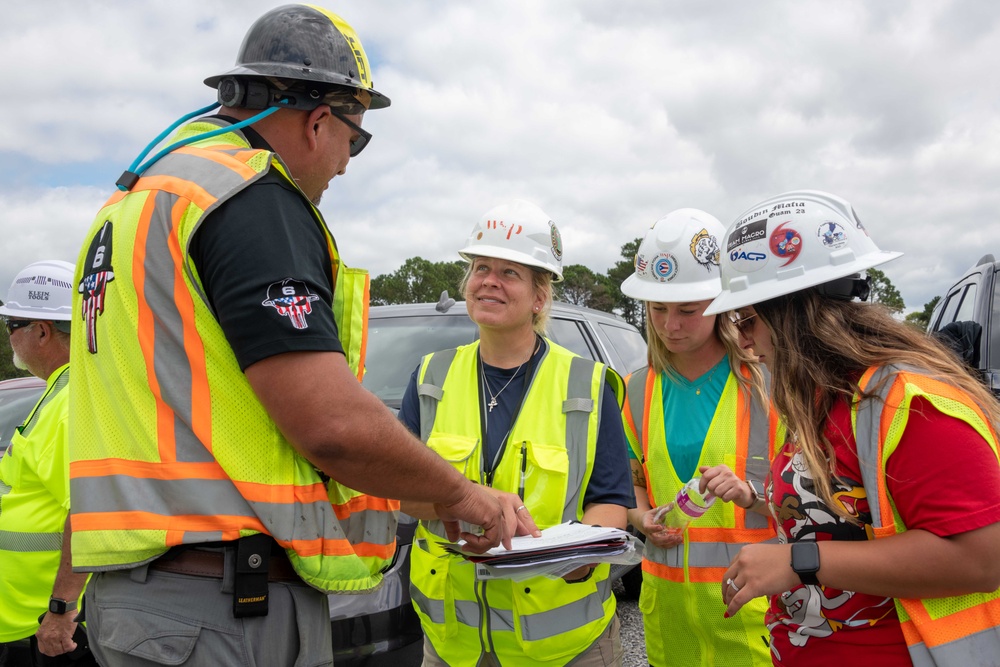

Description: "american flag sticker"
262 278 320 329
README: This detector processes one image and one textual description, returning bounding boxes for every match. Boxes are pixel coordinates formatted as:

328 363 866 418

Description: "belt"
149 546 301 583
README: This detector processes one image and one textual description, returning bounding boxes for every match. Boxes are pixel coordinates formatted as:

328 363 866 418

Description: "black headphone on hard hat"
216 76 329 111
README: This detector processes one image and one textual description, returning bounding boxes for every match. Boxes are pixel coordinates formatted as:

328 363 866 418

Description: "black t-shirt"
188 121 343 370
399 340 635 509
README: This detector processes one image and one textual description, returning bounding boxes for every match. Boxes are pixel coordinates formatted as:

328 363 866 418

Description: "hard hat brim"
703 250 903 315
459 246 563 282
620 273 721 302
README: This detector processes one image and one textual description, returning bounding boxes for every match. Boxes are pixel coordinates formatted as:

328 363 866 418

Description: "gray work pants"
84 564 333 666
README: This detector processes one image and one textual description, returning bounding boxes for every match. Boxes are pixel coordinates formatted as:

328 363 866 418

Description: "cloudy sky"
2 0 999 314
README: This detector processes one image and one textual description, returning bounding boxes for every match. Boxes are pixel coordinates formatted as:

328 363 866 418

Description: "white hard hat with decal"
459 199 564 281
0 260 75 321
620 208 726 302
704 190 902 315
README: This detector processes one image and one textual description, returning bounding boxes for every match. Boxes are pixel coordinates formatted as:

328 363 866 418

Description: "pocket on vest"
426 433 479 479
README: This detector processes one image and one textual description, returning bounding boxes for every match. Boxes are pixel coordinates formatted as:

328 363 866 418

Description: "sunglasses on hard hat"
329 109 372 157
729 310 757 336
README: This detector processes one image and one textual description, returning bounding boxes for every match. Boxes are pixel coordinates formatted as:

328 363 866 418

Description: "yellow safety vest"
854 365 1000 666
409 340 622 666
0 365 84 641
623 366 779 667
68 119 396 592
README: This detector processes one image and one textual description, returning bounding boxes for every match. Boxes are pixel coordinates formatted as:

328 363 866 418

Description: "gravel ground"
613 579 648 667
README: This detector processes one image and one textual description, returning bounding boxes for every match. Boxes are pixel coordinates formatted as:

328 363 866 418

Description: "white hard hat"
620 208 726 302
704 190 902 315
0 260 76 321
458 199 564 281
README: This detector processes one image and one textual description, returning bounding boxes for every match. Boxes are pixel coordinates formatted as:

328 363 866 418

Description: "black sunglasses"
329 109 372 157
3 318 37 335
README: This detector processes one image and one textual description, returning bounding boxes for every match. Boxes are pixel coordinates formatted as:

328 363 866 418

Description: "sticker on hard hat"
729 247 769 273
651 253 679 282
689 229 720 272
769 222 802 266
634 253 650 277
549 222 562 261
817 222 848 249
726 220 767 252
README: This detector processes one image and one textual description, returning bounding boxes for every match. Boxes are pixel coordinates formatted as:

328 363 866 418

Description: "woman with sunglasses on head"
708 190 1000 666
397 200 635 667
619 210 782 667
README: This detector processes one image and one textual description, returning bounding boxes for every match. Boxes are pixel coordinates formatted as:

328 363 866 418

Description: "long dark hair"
754 287 1000 519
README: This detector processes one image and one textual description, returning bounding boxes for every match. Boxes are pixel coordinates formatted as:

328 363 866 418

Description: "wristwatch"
745 479 767 511
48 597 77 615
790 542 821 586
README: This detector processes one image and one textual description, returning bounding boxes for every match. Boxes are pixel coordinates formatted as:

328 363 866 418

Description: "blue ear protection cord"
115 102 283 191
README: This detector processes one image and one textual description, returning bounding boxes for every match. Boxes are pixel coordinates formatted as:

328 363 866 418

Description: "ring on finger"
727 577 741 592
515 505 527 513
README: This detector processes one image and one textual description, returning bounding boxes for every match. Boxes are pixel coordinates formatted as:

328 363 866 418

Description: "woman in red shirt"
704 190 1000 666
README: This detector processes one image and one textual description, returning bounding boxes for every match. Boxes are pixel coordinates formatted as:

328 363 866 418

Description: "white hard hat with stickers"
0 260 75 321
704 190 902 316
620 208 726 302
459 199 564 281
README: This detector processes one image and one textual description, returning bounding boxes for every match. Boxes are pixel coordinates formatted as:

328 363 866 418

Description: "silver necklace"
480 356 525 413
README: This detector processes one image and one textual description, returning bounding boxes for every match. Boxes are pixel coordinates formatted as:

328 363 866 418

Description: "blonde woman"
709 190 1000 666
399 200 634 666
620 209 780 666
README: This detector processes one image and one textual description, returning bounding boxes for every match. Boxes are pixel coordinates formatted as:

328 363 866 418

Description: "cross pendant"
488 398 498 412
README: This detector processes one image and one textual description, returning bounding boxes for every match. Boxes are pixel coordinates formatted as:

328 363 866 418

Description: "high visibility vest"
853 365 1000 666
68 118 396 593
0 365 85 641
409 341 622 666
623 365 779 667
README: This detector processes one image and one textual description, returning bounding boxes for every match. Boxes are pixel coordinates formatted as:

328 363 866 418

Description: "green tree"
0 334 31 381
904 295 940 330
866 268 905 315
606 238 644 330
556 264 614 312
370 257 467 306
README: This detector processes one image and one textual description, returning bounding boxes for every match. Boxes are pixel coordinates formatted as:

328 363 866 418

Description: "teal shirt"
628 356 730 481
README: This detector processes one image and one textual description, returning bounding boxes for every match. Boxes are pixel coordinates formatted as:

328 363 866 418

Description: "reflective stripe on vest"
410 340 618 664
69 120 395 592
623 364 776 666
855 364 1000 667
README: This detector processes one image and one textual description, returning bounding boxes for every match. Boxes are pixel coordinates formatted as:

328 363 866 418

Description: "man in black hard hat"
68 6 537 665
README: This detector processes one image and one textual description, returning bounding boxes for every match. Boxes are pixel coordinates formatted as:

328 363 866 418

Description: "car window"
954 282 978 323
935 286 969 330
363 315 478 409
0 386 45 451
599 323 648 374
546 318 597 361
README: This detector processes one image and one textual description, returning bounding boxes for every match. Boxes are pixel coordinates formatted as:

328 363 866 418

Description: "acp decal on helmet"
309 5 372 88
689 228 720 272
549 221 562 261
79 221 116 355
651 253 679 282
817 221 848 249
263 278 320 329
726 218 770 273
769 222 802 266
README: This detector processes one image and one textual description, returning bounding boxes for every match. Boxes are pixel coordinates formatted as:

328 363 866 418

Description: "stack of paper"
440 522 643 581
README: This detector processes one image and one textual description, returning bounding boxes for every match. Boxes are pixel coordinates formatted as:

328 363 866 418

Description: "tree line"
0 246 935 383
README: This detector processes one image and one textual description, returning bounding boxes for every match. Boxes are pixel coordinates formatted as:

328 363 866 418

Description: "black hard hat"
204 4 389 110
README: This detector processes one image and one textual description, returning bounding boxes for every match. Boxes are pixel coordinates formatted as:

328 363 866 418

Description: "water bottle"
654 477 716 533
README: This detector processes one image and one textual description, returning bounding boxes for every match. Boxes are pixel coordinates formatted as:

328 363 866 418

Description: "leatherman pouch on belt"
233 534 272 617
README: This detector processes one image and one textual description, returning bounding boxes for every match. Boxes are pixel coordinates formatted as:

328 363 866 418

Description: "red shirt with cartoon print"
766 395 1000 666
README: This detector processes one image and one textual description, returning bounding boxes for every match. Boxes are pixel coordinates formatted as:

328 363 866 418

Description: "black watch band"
48 597 77 615
790 542 821 586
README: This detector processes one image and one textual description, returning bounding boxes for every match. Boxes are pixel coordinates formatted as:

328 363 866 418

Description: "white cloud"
2 0 999 314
